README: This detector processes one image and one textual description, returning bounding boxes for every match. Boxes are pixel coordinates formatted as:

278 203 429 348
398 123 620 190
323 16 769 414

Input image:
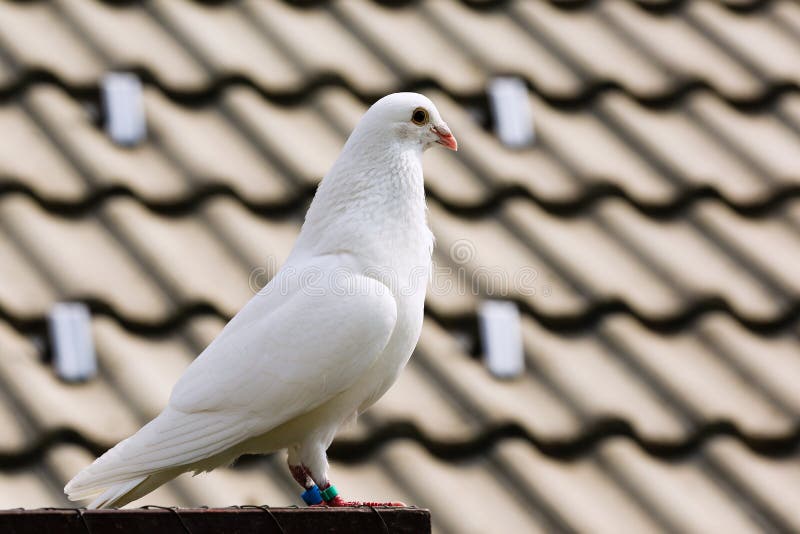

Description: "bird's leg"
289 464 314 489
300 443 405 507
287 446 314 489
288 446 324 505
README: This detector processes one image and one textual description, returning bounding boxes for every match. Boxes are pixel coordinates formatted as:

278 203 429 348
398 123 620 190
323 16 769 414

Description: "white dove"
65 92 457 509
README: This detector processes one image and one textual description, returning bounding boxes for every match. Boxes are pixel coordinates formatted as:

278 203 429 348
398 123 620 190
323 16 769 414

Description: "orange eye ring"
411 107 429 126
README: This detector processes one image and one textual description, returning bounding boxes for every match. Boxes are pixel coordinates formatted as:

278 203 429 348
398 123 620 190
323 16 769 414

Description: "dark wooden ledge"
0 507 431 534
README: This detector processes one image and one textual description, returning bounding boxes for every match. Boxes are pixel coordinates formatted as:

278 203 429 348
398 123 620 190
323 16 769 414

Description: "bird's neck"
292 141 433 270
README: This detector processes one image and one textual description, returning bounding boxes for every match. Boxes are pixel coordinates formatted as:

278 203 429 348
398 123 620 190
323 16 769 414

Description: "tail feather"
65 407 250 507
86 477 147 509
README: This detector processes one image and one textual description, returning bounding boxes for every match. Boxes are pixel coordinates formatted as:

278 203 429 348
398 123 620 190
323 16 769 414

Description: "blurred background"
0 0 799 532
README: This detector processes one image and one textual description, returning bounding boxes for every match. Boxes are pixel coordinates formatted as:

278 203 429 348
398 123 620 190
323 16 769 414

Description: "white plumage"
65 92 457 508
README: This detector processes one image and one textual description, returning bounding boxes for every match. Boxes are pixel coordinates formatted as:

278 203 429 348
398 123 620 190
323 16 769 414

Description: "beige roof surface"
0 1 798 533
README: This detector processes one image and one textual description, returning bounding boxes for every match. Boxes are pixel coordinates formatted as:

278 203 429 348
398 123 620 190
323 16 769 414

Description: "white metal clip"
48 302 96 382
102 72 146 146
488 77 535 149
478 300 525 379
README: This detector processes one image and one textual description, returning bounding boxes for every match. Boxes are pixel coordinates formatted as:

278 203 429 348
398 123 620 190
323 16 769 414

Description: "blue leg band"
301 485 323 505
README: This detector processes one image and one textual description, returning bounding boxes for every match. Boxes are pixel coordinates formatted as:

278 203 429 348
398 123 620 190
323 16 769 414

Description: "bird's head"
358 92 457 152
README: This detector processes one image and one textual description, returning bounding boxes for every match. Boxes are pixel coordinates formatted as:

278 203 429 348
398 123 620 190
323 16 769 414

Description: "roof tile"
25 85 189 202
701 314 800 414
177 463 291 507
0 195 171 321
497 439 662 534
92 317 195 419
0 105 87 201
335 0 484 93
695 201 800 296
149 0 303 92
0 229 55 319
601 92 773 202
0 471 59 509
223 87 344 186
505 199 682 316
522 317 687 442
689 1 800 83
606 316 794 436
377 441 544 534
143 87 292 202
0 321 141 445
200 198 300 273
102 198 253 316
426 0 582 97
418 320 582 440
528 94 675 203
0 2 101 85
0 390 27 452
512 1 670 96
774 1 800 37
600 437 761 533
56 0 208 90
690 93 800 182
243 0 398 95
428 201 586 316
425 247 481 317
369 359 479 441
600 200 782 319
601 0 761 99
707 437 800 532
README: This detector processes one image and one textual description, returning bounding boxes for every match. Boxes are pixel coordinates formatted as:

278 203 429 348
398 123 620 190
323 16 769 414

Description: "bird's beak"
432 124 458 151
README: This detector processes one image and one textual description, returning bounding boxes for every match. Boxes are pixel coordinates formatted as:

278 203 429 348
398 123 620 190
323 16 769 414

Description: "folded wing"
66 257 397 502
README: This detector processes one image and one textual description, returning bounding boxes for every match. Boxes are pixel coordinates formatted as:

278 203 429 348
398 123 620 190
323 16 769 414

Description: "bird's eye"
411 107 429 125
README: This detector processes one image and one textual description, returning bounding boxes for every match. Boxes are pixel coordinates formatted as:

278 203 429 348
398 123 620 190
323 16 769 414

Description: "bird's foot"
312 495 407 507
307 483 407 507
309 485 405 507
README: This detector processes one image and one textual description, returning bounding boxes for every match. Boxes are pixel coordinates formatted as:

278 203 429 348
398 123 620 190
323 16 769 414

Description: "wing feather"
170 257 397 426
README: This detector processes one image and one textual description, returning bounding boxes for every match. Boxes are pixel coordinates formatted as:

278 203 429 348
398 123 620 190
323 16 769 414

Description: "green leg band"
320 484 339 501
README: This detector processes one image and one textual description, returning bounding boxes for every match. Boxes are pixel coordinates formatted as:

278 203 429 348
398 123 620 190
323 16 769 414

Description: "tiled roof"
1 1 799 532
